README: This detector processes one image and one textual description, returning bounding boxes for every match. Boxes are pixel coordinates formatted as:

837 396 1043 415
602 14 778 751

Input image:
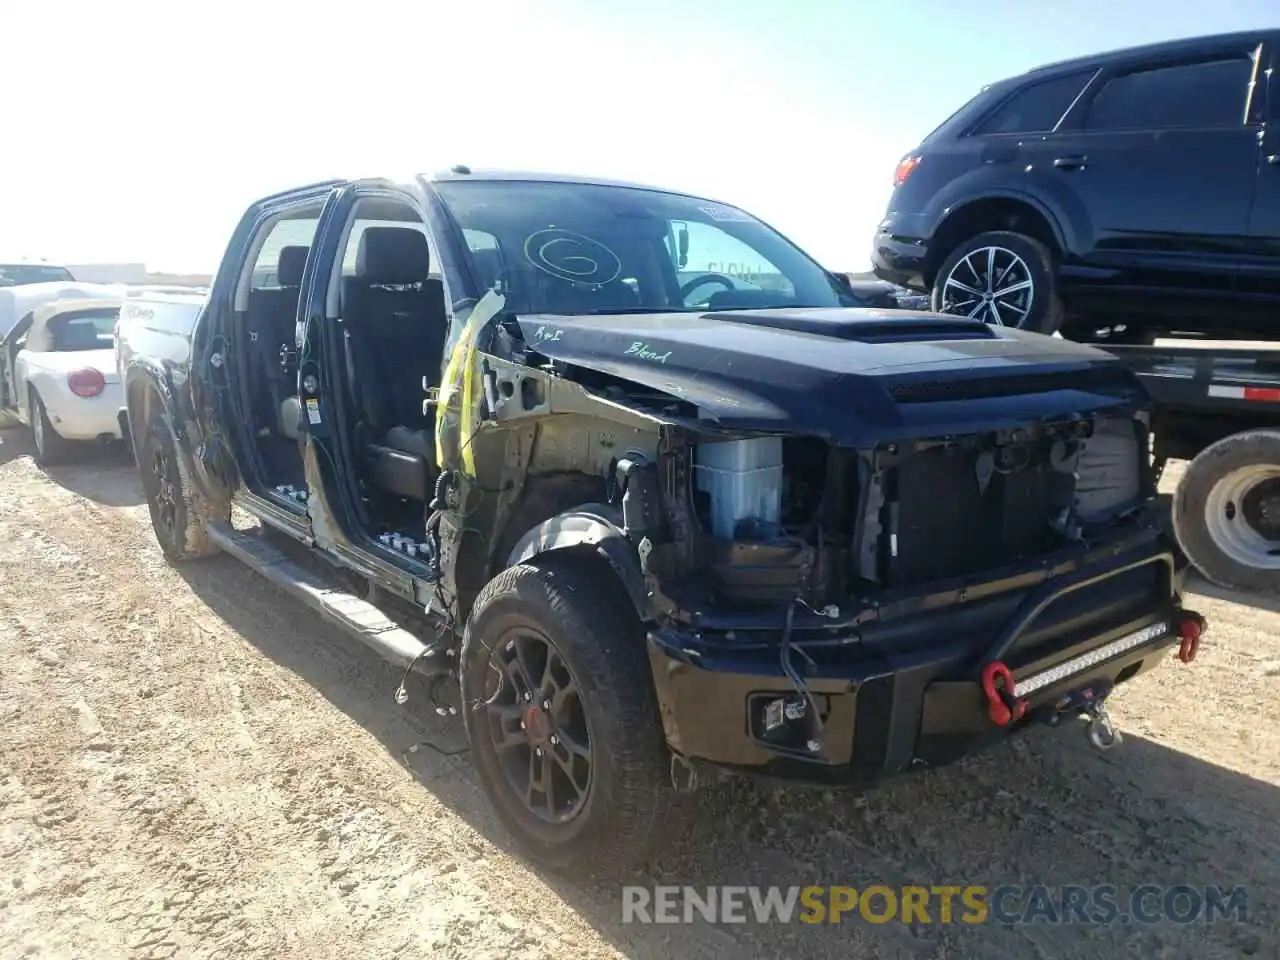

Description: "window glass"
970 72 1092 135
0 264 75 287
49 311 117 351
432 179 858 317
673 220 794 303
250 216 319 289
1084 57 1252 131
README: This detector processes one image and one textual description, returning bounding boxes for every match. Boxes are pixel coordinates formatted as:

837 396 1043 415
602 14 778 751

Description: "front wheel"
460 553 673 878
931 230 1063 334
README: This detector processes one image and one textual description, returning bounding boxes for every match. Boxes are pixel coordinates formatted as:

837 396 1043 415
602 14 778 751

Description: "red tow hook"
981 661 1027 727
1177 610 1207 664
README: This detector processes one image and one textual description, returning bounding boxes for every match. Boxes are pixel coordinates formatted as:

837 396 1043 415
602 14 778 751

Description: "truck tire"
931 230 1064 335
29 388 74 467
459 552 672 878
1172 429 1280 594
138 411 220 562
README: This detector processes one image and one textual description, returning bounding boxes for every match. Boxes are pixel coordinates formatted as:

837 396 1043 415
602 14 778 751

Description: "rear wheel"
1173 430 1280 594
931 230 1063 334
139 411 221 562
29 388 74 466
460 553 672 878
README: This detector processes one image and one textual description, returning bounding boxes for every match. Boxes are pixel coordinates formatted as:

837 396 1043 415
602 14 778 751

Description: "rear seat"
342 226 449 500
246 244 308 437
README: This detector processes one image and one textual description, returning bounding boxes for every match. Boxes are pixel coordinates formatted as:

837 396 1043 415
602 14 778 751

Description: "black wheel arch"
925 193 1069 287
125 362 233 511
502 504 651 620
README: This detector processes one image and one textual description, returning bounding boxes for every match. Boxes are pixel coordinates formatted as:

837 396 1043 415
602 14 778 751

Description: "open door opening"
232 206 324 505
324 197 451 553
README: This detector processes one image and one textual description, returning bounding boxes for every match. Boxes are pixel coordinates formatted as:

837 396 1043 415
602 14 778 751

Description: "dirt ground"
1 430 1278 960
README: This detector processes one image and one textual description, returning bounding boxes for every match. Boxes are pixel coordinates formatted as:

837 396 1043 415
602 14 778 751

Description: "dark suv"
871 30 1280 340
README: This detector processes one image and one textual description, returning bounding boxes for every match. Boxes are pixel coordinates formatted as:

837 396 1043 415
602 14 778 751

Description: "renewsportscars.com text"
621 884 1249 926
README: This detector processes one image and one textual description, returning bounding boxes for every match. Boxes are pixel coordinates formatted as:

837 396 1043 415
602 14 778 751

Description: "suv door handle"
1053 155 1088 170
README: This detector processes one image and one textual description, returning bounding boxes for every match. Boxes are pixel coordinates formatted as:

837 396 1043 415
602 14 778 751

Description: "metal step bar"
206 522 450 676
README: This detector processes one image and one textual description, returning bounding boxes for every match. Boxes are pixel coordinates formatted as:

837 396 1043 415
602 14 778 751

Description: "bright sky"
2 0 1275 274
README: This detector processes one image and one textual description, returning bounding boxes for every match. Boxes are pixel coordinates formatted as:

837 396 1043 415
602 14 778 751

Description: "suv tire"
139 411 221 562
460 552 672 878
931 230 1063 334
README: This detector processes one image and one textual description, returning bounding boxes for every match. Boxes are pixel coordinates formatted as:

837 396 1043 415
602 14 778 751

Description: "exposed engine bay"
612 411 1150 618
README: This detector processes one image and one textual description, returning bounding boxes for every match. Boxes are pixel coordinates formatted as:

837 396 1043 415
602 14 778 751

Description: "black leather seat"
246 244 308 435
342 226 449 500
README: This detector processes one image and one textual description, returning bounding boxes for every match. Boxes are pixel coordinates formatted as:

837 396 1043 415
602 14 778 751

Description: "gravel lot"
1 429 1278 959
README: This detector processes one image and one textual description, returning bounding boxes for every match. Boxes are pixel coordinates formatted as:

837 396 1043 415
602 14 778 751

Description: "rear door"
193 181 341 501
1022 39 1265 307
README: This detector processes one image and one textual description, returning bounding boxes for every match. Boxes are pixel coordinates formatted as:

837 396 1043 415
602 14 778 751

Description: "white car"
0 296 124 465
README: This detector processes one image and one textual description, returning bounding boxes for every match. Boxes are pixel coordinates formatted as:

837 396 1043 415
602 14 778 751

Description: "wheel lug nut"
542 699 551 711
549 735 558 746
534 747 542 758
523 692 531 702
519 720 526 730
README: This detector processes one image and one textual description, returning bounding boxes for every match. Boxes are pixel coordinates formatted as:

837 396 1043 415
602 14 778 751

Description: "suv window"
970 72 1093 135
1083 57 1253 131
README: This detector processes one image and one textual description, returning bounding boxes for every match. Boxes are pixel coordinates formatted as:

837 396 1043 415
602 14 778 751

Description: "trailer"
1107 342 1280 594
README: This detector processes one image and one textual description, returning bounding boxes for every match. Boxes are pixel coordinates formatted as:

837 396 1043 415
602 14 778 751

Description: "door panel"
1 315 33 414
193 180 341 512
1023 47 1263 307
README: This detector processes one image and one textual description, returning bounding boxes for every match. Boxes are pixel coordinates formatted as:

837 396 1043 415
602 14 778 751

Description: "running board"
206 522 450 676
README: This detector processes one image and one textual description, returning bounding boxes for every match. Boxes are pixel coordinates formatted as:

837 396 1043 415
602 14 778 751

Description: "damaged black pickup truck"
118 168 1206 876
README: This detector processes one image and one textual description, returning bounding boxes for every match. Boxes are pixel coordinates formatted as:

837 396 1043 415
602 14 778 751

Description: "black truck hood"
515 307 1143 445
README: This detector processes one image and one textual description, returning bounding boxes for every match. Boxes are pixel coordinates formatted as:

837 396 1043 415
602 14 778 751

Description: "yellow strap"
435 289 506 475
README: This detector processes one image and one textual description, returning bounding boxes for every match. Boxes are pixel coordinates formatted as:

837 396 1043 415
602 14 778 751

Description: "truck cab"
121 168 1206 877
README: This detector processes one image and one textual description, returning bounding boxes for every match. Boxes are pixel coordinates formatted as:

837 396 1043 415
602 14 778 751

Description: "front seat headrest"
355 227 431 285
277 245 310 287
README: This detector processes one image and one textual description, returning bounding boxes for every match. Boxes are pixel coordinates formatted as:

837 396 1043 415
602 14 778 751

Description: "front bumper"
648 539 1199 786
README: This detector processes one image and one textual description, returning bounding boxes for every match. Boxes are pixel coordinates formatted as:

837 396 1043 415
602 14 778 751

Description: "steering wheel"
679 273 737 303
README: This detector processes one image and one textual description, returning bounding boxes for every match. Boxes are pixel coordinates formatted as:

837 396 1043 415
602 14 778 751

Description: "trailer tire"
1172 429 1280 594
460 551 672 879
139 411 221 562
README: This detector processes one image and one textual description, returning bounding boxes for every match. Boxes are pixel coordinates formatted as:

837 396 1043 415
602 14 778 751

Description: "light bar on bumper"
1013 621 1169 698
